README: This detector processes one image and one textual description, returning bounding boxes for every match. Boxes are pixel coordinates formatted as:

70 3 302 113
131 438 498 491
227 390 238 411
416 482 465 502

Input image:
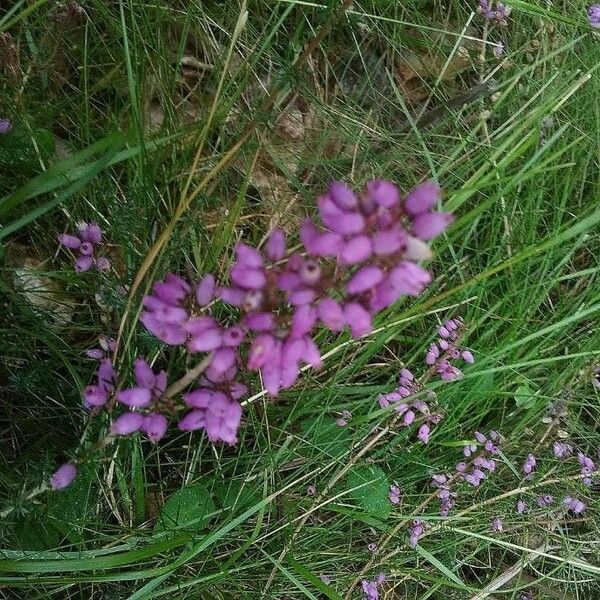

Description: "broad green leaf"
514 383 536 409
155 483 215 532
346 466 390 518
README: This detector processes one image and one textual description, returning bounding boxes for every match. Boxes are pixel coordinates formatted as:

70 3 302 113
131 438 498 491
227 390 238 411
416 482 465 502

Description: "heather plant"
1 1 600 599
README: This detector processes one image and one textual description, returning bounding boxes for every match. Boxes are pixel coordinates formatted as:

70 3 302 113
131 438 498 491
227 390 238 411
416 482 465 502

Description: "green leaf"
514 383 536 409
414 544 468 588
0 124 54 175
301 416 352 459
213 480 260 513
155 483 215 532
346 466 390 518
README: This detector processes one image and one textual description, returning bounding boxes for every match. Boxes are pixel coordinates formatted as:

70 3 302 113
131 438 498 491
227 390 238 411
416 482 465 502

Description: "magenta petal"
262 365 282 396
289 289 316 305
277 271 303 291
178 410 206 431
154 371 168 395
405 180 442 216
77 222 102 243
389 261 432 296
229 382 248 400
343 302 372 338
187 328 223 353
244 312 276 332
300 219 343 256
83 385 108 408
290 305 317 338
217 286 246 306
184 388 222 408
318 297 345 331
329 181 358 210
196 274 215 306
366 179 400 208
210 347 236 374
222 326 245 347
74 256 94 272
266 228 287 262
141 413 168 443
184 316 217 335
50 463 78 490
248 334 276 370
98 358 116 390
95 257 111 271
111 412 144 435
302 336 322 369
117 387 152 407
235 243 264 268
134 358 155 389
412 211 454 240
230 265 266 290
372 227 406 256
339 235 373 265
322 209 365 236
346 265 384 295
57 233 81 249
152 275 190 304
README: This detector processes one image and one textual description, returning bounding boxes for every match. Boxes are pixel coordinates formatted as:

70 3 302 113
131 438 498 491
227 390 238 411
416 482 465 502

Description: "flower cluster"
82 358 116 409
377 368 442 443
522 453 537 479
563 496 586 514
133 179 452 446
57 222 110 273
589 4 600 28
431 473 455 516
577 451 596 486
425 317 474 380
478 0 510 22
361 573 385 600
389 484 402 505
408 519 426 548
459 430 501 487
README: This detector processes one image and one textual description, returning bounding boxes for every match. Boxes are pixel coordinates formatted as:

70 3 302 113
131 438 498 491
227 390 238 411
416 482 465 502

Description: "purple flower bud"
265 228 287 262
222 326 245 347
111 412 145 435
537 495 554 507
86 348 105 360
474 431 487 444
389 261 432 296
117 387 152 407
248 334 276 370
347 265 384 295
339 235 373 265
218 286 245 306
141 413 168 443
79 241 93 256
372 227 406 256
234 243 264 268
517 499 528 514
77 222 102 244
553 441 572 459
244 312 275 332
74 255 94 272
367 542 378 553
417 423 430 443
95 257 111 271
302 336 323 369
196 275 215 306
455 462 467 473
403 410 415 426
210 347 236 374
50 463 77 490
366 179 399 208
291 304 317 338
315 297 344 332
589 4 600 28
328 181 358 210
134 358 156 389
178 410 206 431
0 118 12 134
462 350 475 364
564 496 586 514
230 265 266 290
307 484 317 496
491 517 503 532
343 302 371 338
405 180 442 216
57 233 82 249
83 385 108 408
412 212 454 240
318 197 365 235
577 452 595 471
98 358 116 390
300 219 343 256
187 327 223 353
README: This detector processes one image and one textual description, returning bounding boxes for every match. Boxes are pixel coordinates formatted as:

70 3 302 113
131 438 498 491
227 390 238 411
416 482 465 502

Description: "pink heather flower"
417 423 430 443
537 495 554 507
196 275 215 306
411 212 454 240
577 452 595 472
409 519 425 548
117 358 167 407
50 463 77 490
404 180 441 215
553 441 572 459
523 454 537 476
491 517 503 532
389 484 402 505
346 265 384 294
367 542 378 553
307 484 316 496
563 496 586 514
58 221 109 272
343 302 371 338
336 409 352 427
83 385 109 408
339 235 373 265
179 390 242 444
493 42 505 58
265 228 287 262
517 499 528 514
141 413 168 443
366 179 399 208
0 118 12 134
317 297 345 331
319 574 332 585
111 412 145 436
588 4 600 27
361 579 379 600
